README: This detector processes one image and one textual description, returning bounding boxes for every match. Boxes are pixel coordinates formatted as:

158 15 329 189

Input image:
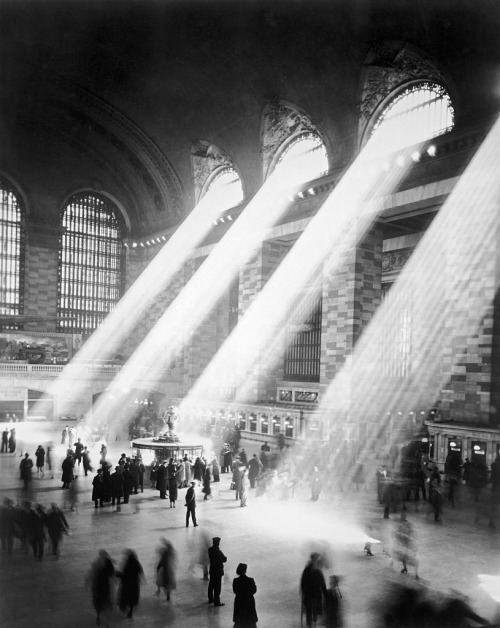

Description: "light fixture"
132 242 138 248
396 155 405 167
411 151 421 162
427 145 437 157
308 187 316 195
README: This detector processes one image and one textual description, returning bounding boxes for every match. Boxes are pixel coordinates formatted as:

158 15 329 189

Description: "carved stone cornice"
261 99 321 178
358 41 448 144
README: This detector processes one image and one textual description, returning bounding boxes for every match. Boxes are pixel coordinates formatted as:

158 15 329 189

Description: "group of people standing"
1 427 16 454
91 453 146 511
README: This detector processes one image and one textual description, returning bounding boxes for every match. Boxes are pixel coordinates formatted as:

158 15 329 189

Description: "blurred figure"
0 497 15 554
28 503 46 561
1 427 8 453
19 453 33 491
116 549 144 618
156 537 177 601
61 452 74 489
300 552 327 628
240 468 249 507
35 445 45 477
324 575 343 628
66 476 80 512
87 549 115 627
189 529 211 580
92 468 104 509
444 449 462 508
311 466 323 501
8 428 16 454
82 447 92 477
46 502 69 557
392 509 418 579
232 563 258 628
203 467 212 501
46 443 54 479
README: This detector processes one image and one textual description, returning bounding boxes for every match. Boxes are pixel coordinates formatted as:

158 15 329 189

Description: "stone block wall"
24 233 59 333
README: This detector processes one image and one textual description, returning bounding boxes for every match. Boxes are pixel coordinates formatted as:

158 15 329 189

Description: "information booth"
131 434 203 466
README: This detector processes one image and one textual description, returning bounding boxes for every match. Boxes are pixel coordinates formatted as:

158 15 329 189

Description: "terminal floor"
1 424 500 628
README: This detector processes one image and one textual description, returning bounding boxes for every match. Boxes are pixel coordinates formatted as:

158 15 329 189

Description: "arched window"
0 177 24 326
370 82 454 152
271 132 328 187
202 167 243 213
58 193 124 334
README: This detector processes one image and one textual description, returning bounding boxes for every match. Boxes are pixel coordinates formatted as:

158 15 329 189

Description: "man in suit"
208 536 227 606
185 481 198 527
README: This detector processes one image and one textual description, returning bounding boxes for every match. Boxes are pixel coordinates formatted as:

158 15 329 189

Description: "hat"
212 537 221 543
236 563 247 575
191 481 196 485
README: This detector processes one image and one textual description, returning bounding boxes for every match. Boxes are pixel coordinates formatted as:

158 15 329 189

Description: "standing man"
19 453 33 490
208 536 227 607
1 427 8 453
185 481 198 527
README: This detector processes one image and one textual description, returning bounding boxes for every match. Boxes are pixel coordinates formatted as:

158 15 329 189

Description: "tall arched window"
58 193 124 334
201 167 243 214
370 82 454 152
0 177 24 326
271 132 328 187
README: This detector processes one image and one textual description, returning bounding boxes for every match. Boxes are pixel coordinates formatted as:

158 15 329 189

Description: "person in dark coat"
61 453 74 489
35 445 45 476
110 466 124 510
239 449 248 466
0 497 15 554
247 455 262 489
122 464 131 504
208 536 227 606
193 457 204 483
19 453 33 490
137 457 145 492
92 469 104 508
168 468 178 508
156 537 177 601
185 481 198 527
444 450 462 508
300 552 327 628
8 428 16 453
101 464 112 504
232 562 258 628
129 458 140 495
1 428 8 453
202 467 211 501
28 503 46 560
74 438 84 466
82 447 92 477
116 549 144 618
87 549 115 626
212 458 220 482
156 461 168 499
46 502 69 556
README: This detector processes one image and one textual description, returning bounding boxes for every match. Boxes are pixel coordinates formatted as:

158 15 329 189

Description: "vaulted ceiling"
0 0 498 236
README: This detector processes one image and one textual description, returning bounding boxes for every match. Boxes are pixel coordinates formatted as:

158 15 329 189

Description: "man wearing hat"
208 536 227 606
185 481 198 527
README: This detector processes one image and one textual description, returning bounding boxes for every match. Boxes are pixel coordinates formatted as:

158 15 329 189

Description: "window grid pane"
273 133 328 186
284 292 322 382
0 181 24 328
371 82 454 152
203 167 244 213
57 194 123 334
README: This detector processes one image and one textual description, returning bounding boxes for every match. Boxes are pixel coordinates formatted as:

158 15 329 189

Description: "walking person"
116 549 144 618
87 549 115 627
46 502 69 557
232 562 258 628
208 536 227 606
156 460 168 500
185 481 198 527
8 428 16 454
46 443 54 478
156 537 177 601
392 509 419 579
66 476 80 512
300 552 327 628
110 466 124 511
92 469 104 508
61 452 74 489
168 464 178 508
1 427 9 453
82 447 92 477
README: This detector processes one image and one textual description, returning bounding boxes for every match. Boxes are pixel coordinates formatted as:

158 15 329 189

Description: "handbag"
230 482 236 490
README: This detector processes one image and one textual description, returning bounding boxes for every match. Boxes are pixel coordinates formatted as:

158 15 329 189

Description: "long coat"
233 574 258 626
61 457 74 484
89 554 115 613
300 563 327 617
92 473 103 502
117 553 143 610
110 471 124 498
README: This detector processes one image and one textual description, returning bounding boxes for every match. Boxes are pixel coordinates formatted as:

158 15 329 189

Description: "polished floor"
1 422 500 627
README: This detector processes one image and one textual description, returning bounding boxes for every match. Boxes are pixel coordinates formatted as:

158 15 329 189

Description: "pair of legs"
208 575 223 605
186 507 197 527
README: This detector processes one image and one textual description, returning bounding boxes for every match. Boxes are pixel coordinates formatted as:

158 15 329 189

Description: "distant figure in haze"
116 549 144 618
300 552 327 628
240 468 249 507
311 466 323 501
92 469 104 508
203 467 211 501
156 537 177 601
87 549 115 626
46 443 54 478
1 427 8 453
82 446 92 476
61 452 74 489
392 509 419 579
232 562 258 628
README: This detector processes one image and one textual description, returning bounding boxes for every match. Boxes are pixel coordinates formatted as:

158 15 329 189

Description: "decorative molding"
190 141 233 203
382 247 413 275
358 42 447 145
261 99 321 178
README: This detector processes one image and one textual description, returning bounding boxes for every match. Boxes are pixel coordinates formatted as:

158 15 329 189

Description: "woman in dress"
232 563 258 628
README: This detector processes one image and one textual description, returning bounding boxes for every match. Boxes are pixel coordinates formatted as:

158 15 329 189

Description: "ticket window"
285 417 294 438
471 441 486 464
261 416 269 435
273 416 281 436
448 439 462 456
249 414 257 432
239 413 247 430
